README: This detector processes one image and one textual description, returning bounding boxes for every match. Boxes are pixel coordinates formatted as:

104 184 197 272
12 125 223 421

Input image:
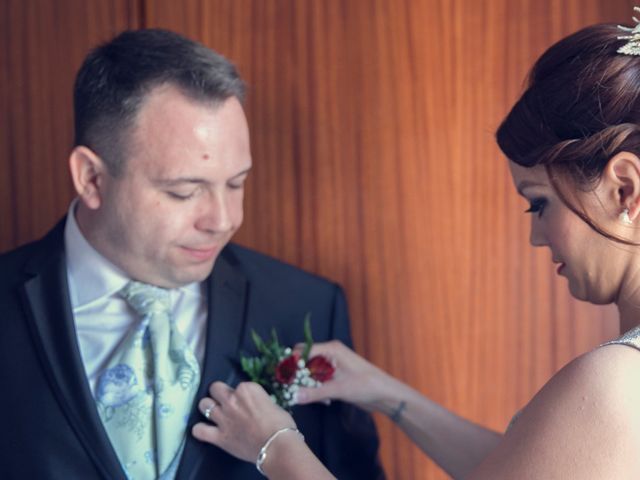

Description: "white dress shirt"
64 200 207 397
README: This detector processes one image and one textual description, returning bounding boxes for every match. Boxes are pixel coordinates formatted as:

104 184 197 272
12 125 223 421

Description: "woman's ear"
603 151 640 221
69 146 106 210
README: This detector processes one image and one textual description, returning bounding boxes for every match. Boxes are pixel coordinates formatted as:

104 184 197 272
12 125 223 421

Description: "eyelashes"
524 198 547 217
166 183 244 201
167 191 195 201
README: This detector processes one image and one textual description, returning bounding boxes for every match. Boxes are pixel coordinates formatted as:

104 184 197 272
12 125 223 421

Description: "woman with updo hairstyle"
191 21 640 480
499 23 640 250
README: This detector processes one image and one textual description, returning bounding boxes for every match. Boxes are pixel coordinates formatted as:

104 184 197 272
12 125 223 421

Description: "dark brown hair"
496 24 640 244
74 29 245 177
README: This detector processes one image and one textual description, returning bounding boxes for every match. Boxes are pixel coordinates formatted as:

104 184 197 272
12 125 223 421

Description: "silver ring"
204 403 215 420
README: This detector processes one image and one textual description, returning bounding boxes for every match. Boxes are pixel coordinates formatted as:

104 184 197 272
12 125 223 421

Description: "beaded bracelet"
256 427 304 476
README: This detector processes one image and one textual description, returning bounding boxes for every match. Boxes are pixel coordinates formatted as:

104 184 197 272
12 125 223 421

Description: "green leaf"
269 327 287 359
241 356 272 387
302 313 313 361
240 356 260 382
251 329 271 357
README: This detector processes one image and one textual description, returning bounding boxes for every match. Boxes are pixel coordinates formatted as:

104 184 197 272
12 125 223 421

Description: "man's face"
91 85 251 288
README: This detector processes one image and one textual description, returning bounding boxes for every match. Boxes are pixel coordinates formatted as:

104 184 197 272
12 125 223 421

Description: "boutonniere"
240 315 335 409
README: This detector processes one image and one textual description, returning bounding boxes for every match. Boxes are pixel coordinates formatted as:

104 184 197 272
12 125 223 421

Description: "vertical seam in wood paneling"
138 0 147 29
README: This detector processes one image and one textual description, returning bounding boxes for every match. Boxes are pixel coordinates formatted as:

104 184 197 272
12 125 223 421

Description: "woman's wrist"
371 376 418 423
258 427 306 477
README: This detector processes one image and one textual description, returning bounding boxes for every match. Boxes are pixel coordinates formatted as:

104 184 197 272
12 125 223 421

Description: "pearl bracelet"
256 427 304 476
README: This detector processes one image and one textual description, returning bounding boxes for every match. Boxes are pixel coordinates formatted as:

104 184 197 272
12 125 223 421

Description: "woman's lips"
556 262 565 275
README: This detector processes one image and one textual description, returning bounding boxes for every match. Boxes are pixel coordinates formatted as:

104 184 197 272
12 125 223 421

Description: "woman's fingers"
191 421 221 445
294 339 345 360
208 381 234 404
193 380 299 463
198 397 220 423
296 383 338 404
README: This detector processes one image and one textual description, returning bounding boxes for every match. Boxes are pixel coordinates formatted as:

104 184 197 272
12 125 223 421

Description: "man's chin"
172 258 219 286
136 262 214 290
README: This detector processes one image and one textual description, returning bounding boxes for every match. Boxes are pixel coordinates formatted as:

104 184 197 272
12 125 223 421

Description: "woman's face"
509 161 630 305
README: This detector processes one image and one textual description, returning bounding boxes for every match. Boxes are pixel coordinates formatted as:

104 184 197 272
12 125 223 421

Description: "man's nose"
196 192 232 233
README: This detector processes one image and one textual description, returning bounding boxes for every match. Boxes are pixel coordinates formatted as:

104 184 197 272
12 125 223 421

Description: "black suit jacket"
0 219 384 479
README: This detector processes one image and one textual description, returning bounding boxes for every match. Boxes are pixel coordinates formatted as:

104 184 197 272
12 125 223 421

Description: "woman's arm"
191 341 640 479
296 341 502 479
382 383 502 479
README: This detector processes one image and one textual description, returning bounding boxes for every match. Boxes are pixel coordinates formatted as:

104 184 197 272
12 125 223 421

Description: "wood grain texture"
145 1 634 477
2 0 636 478
0 0 140 252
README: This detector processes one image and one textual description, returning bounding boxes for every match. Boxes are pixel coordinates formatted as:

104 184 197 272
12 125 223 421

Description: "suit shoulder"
0 239 43 275
223 243 340 291
0 220 66 286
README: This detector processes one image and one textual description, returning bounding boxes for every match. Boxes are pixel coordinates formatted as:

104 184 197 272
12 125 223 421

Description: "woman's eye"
524 198 547 217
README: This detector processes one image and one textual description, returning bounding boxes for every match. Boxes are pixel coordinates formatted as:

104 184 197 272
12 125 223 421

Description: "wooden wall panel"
0 0 140 252
2 1 636 478
145 1 632 477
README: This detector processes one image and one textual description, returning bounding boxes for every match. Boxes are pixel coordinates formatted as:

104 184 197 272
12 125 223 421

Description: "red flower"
307 355 335 382
275 354 299 384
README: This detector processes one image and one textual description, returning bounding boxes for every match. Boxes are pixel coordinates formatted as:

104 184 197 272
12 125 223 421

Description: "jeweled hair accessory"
618 7 640 56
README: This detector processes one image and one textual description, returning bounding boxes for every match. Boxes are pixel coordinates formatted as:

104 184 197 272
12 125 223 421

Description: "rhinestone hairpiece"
618 6 640 55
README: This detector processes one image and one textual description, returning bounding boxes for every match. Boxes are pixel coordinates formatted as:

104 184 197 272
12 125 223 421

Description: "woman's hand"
192 381 297 463
295 340 398 414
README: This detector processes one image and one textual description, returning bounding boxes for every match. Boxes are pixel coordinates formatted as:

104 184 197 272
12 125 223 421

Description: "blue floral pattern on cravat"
95 282 200 480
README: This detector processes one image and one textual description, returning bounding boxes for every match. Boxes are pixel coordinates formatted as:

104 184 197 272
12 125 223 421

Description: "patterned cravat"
95 281 200 479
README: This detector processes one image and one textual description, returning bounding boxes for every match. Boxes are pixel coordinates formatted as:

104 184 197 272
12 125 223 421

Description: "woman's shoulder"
529 339 640 435
563 327 640 411
565 339 640 400
470 336 640 479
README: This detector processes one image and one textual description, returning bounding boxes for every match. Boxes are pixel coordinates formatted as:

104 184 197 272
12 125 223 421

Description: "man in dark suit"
0 29 383 479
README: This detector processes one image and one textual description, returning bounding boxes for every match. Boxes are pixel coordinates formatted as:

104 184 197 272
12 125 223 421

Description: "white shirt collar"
65 199 130 309
64 199 202 310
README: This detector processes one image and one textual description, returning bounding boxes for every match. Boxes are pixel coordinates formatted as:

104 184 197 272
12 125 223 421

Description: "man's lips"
555 262 565 274
181 245 219 260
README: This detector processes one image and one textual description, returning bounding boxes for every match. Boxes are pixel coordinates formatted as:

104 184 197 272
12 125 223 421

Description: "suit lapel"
201 249 249 385
20 220 125 479
178 247 249 479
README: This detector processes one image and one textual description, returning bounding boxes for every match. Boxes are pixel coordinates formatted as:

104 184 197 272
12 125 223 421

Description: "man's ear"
69 146 107 210
603 151 640 221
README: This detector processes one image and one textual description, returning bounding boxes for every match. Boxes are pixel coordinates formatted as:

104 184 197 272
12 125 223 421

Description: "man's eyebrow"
230 167 252 179
153 167 252 187
153 177 209 187
516 180 545 195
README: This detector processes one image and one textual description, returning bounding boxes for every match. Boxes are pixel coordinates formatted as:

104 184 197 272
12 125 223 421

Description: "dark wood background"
2 1 631 477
